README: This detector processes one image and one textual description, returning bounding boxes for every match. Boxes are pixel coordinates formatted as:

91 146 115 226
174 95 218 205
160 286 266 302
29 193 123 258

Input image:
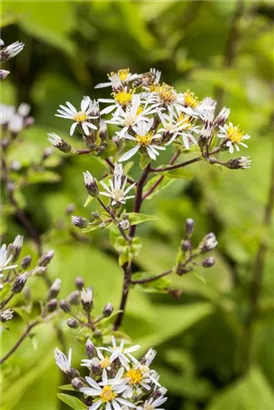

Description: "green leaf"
143 175 174 200
100 140 117 158
25 170 61 185
127 212 158 226
84 195 94 207
58 385 76 392
159 168 193 180
132 271 171 293
139 153 151 169
57 393 87 410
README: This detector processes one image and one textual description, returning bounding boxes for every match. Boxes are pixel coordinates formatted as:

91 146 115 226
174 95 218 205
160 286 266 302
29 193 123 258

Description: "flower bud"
66 203 75 215
0 308 13 322
20 255 32 270
118 219 130 231
85 338 95 358
185 218 195 236
67 318 79 329
176 264 190 276
81 288 93 313
60 300 71 313
31 266 47 276
91 212 100 219
67 290 80 305
47 133 72 153
38 250 54 267
202 256 215 268
91 363 102 376
181 239 191 252
99 119 108 141
103 303 113 317
75 276 84 290
214 107 230 127
71 377 85 390
71 216 89 228
83 171 99 197
225 156 251 170
199 232 218 253
12 273 27 293
47 298 58 312
42 147 53 161
12 235 24 261
48 278 61 299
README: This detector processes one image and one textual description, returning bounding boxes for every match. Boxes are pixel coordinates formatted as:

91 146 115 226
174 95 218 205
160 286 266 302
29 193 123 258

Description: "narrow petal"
119 146 140 162
70 122 77 136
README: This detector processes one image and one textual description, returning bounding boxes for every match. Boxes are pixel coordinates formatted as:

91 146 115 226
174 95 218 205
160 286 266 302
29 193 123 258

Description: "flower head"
217 122 250 154
100 163 135 206
56 97 98 136
95 68 139 90
54 348 72 373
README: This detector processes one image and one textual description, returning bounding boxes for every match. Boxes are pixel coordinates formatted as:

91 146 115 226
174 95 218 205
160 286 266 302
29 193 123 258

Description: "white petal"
119 146 140 162
66 102 77 113
95 82 112 89
70 122 77 136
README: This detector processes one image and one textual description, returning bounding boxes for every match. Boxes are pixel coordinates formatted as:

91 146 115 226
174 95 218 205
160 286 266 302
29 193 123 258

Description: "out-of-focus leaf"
57 394 87 410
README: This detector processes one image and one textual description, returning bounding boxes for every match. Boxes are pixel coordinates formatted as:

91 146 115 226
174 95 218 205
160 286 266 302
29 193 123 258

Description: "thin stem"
97 198 131 243
113 263 131 331
75 149 91 155
131 269 173 284
0 293 14 310
0 320 40 365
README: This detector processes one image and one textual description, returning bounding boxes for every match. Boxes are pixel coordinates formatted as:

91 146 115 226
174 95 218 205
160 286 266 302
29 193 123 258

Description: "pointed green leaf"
57 393 87 410
127 212 158 226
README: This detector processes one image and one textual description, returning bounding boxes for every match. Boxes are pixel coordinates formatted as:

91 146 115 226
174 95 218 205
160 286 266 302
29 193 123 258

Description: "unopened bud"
176 265 190 276
48 278 61 299
71 377 85 390
214 107 230 127
185 218 195 236
12 273 27 293
199 232 218 253
47 298 58 312
91 363 102 376
67 318 79 329
66 203 75 215
86 338 95 358
67 290 80 305
71 216 89 228
38 250 54 267
225 156 251 170
47 133 72 153
0 69 9 79
42 147 53 160
103 303 113 317
60 300 71 313
168 289 183 300
75 276 84 290
83 171 99 197
202 256 215 268
31 266 47 276
12 235 24 261
81 288 93 312
20 255 32 269
181 239 191 252
91 212 100 219
99 119 108 141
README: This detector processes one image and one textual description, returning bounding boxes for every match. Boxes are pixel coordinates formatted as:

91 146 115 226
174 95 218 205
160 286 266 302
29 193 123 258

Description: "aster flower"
123 364 161 399
137 395 167 410
54 348 72 373
119 119 165 162
55 97 98 136
0 243 17 273
95 68 139 90
0 308 14 322
106 95 160 139
158 109 199 149
80 368 134 410
99 89 135 116
100 163 135 206
217 122 250 154
226 156 252 170
99 336 141 368
0 104 16 125
81 348 114 372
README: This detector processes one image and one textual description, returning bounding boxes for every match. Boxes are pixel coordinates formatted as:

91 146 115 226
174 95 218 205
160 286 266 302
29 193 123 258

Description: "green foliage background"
1 1 273 409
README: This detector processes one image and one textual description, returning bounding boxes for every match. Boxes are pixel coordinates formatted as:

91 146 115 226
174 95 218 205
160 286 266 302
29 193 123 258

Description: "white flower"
17 103 31 117
8 113 24 133
54 348 72 373
238 156 252 169
82 349 113 371
95 68 138 89
100 164 135 205
81 287 93 304
99 91 135 116
158 109 199 149
217 122 250 154
1 41 24 59
123 365 161 399
141 348 157 367
0 104 16 125
55 97 98 136
0 308 14 322
99 336 141 369
119 119 165 162
0 244 17 273
137 395 167 410
0 69 9 79
106 95 159 139
80 368 134 410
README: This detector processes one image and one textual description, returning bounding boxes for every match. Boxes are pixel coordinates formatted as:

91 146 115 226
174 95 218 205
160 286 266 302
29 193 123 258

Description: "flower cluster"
55 336 167 410
0 39 24 79
48 68 251 169
0 103 32 136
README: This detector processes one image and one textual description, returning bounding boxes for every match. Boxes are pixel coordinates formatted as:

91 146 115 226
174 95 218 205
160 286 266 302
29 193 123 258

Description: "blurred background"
1 1 273 409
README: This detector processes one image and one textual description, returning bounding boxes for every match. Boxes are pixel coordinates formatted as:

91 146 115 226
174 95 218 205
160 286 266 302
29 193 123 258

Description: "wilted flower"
47 133 72 153
83 171 99 197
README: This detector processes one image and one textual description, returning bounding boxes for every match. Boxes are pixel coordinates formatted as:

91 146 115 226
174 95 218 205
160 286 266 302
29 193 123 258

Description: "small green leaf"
84 195 94 207
193 271 206 284
127 212 158 226
139 153 151 169
57 393 87 410
114 236 128 253
143 175 173 200
159 168 193 180
58 384 76 391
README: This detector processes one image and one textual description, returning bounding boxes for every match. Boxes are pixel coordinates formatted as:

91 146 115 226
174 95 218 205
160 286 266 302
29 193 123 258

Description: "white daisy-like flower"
217 122 250 154
146 83 189 115
0 244 17 273
238 156 252 169
158 109 199 149
8 113 24 133
81 348 113 371
81 287 93 304
54 348 72 373
141 348 157 367
95 68 139 90
55 96 98 136
0 308 14 322
99 90 135 116
0 41 24 60
100 163 135 206
119 119 165 162
106 95 159 139
137 395 167 410
17 103 31 117
0 104 16 125
80 368 134 410
99 336 141 369
123 364 161 399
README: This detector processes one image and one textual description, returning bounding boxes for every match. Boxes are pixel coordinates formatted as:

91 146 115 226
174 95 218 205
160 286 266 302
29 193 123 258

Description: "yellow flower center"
184 90 199 108
112 189 125 202
74 111 87 122
177 113 193 130
100 357 111 369
114 91 133 106
126 368 143 385
137 106 143 116
136 132 153 146
118 68 130 82
100 385 117 403
226 125 244 143
155 83 177 105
